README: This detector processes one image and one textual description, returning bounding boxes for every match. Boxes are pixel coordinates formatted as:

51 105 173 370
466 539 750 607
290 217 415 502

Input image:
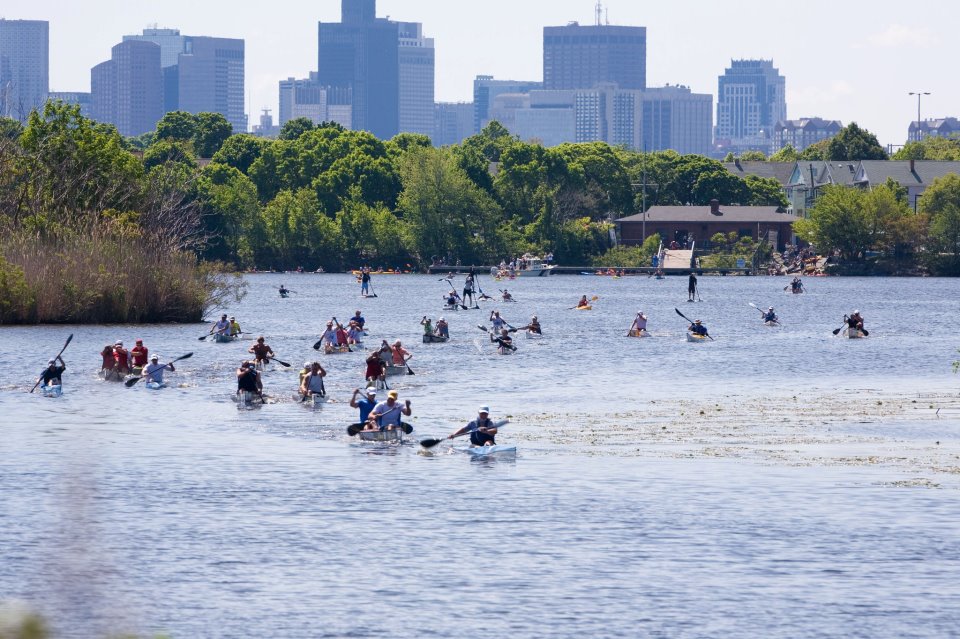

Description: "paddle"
444 285 468 310
348 421 414 437
477 325 517 351
832 316 848 336
748 302 782 326
675 307 714 341
300 372 326 402
267 356 292 368
30 333 74 393
125 352 194 387
419 419 510 449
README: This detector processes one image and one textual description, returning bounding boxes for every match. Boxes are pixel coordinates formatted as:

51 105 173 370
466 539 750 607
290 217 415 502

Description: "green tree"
399 146 503 264
744 175 789 207
336 191 409 266
197 163 261 263
193 112 233 158
212 134 269 174
261 189 344 269
278 117 315 141
919 174 960 261
793 185 871 260
143 140 197 171
825 122 888 160
738 150 768 162
798 138 831 161
155 111 197 142
770 144 799 162
0 117 23 140
892 136 960 161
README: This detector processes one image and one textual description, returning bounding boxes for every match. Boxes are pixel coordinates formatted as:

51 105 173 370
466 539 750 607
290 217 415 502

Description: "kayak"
498 345 514 355
686 332 709 343
764 321 779 327
628 329 651 338
524 331 543 339
423 334 449 343
442 304 460 311
145 380 166 390
358 428 404 443
574 305 592 311
844 328 866 339
236 390 260 406
213 333 236 343
40 384 62 398
456 445 516 457
99 369 124 382
280 292 289 298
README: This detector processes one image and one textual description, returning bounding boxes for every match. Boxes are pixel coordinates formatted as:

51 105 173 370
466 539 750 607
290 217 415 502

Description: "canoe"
385 364 408 377
574 305 592 311
524 331 543 339
844 328 866 339
628 329 651 338
325 344 354 354
40 384 62 398
764 321 779 327
236 390 259 406
213 333 236 343
358 428 404 442
423 334 449 343
99 369 124 382
686 332 709 343
145 380 166 390
456 445 516 457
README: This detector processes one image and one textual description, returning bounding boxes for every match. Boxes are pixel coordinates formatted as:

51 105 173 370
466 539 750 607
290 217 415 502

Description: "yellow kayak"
575 305 592 311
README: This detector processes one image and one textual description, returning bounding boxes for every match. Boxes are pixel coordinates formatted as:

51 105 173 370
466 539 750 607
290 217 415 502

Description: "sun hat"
365 388 377 395
150 354 159 361
47 359 56 365
387 390 398 398
478 405 490 413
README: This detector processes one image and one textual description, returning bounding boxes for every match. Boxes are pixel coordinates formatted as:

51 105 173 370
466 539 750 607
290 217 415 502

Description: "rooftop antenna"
595 1 603 26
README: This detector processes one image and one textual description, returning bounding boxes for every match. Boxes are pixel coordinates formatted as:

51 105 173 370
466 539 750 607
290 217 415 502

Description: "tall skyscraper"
716 59 786 153
90 41 162 137
124 29 246 133
473 76 543 134
397 21 434 138
543 23 646 91
0 19 49 121
318 0 400 139
434 102 473 147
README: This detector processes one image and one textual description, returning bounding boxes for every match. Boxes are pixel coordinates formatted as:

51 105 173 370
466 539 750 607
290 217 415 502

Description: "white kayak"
145 380 166 390
40 384 62 398
236 390 261 406
844 328 866 339
686 332 709 343
456 445 516 457
524 331 543 339
628 329 650 338
498 345 514 355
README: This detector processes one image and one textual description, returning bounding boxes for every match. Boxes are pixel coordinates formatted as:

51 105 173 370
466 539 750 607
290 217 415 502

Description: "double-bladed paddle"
125 352 194 387
419 419 510 449
675 307 714 341
30 333 73 393
749 302 782 326
476 325 517 351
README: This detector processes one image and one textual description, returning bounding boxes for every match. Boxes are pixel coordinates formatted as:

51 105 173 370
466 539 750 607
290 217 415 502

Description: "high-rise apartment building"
397 21 434 138
0 19 49 121
123 29 246 133
318 0 400 139
278 74 352 129
543 23 646 92
472 76 543 134
716 59 786 154
434 102 473 147
774 118 841 152
91 41 163 137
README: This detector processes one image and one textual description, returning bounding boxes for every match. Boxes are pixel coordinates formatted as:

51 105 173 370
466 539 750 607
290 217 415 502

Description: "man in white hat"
763 307 778 324
448 406 498 447
142 353 176 384
435 317 449 339
36 356 66 390
629 311 648 336
350 387 378 424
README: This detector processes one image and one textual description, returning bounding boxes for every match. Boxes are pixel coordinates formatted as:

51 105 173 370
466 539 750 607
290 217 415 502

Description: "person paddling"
365 349 387 388
131 339 149 373
360 267 372 296
576 295 589 309
319 321 338 351
491 328 514 352
435 317 449 338
688 273 698 302
350 387 378 424
847 310 865 331
211 314 230 338
352 310 366 330
630 311 648 336
463 273 476 307
142 354 175 385
279 284 290 297
447 406 499 447
490 310 508 331
444 289 462 309
689 319 709 337
299 362 327 400
113 341 131 375
346 321 365 345
366 389 412 431
100 345 117 379
420 316 434 335
390 340 412 366
237 360 263 401
248 336 275 367
36 356 66 391
229 316 242 337
512 315 541 335
763 307 778 324
502 289 513 301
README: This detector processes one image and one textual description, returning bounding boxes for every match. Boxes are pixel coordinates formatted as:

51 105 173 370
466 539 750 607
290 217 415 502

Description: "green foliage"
920 174 960 259
826 123 888 160
0 116 24 140
738 150 767 162
261 189 344 270
156 111 197 141
798 138 831 161
211 134 269 174
892 136 960 161
594 234 660 267
278 117 315 141
193 112 233 158
770 144 799 162
143 140 197 171
744 175 789 207
197 163 261 263
0 253 35 322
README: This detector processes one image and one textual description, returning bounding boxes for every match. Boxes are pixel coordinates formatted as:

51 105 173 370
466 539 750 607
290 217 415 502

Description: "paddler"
299 362 327 400
142 353 175 384
444 290 462 309
436 317 449 338
630 311 648 335
236 360 263 400
299 361 312 387
360 267 371 296
211 314 230 338
689 319 708 337
346 321 364 345
350 387 378 424
463 272 476 307
279 284 290 297
366 389 412 431
512 315 541 335
688 273 698 301
491 328 514 351
36 356 66 390
763 307 778 324
847 310 865 331
319 321 338 350
248 336 275 366
390 340 412 366
229 316 242 337
365 349 387 388
420 316 434 335
130 339 149 373
333 318 350 347
99 345 116 378
113 340 131 375
576 295 589 309
447 406 498 447
352 310 366 330
490 310 507 331
502 289 513 301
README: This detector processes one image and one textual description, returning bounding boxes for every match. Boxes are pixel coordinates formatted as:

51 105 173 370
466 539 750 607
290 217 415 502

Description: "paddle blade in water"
419 438 443 449
347 423 364 436
401 422 413 435
124 376 142 388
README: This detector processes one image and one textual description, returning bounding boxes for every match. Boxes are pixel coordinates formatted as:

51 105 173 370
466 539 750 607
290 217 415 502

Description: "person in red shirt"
100 345 117 380
113 340 131 375
130 339 149 371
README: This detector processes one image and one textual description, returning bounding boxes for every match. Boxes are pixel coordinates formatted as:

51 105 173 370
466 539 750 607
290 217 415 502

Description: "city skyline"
5 0 955 145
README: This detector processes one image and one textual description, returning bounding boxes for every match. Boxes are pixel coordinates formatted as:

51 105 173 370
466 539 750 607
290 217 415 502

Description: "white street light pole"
909 91 931 140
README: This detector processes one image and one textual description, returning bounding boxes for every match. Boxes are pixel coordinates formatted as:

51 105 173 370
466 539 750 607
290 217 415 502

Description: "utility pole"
909 91 931 141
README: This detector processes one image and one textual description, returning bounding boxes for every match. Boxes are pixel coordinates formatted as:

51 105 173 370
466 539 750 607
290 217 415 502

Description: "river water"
2 274 960 638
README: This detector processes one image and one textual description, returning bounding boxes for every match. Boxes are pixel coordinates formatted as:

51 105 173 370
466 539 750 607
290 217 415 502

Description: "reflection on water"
2 274 960 637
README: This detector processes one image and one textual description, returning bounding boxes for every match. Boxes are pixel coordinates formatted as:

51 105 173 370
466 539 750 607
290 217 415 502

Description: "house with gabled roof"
721 159 795 187
853 160 960 211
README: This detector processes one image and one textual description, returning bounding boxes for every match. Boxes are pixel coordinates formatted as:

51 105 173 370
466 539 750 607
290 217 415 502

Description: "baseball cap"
365 387 377 395
387 390 398 398
478 405 490 413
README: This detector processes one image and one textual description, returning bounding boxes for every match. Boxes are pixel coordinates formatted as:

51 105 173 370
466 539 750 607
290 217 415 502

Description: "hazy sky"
11 0 955 146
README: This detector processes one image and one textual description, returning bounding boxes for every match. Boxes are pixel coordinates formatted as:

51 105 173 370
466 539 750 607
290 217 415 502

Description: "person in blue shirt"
448 406 498 447
350 387 378 424
352 310 365 329
763 307 778 323
689 320 708 336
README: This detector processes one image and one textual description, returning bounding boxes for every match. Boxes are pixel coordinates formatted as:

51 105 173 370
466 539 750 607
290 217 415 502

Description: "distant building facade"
91 41 163 137
48 91 92 119
543 23 646 91
773 118 841 152
716 59 786 156
433 101 473 147
123 29 246 133
278 74 352 129
397 21 434 138
908 117 960 142
0 19 48 121
473 75 543 134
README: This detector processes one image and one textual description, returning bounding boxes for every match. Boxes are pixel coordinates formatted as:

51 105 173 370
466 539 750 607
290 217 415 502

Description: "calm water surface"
2 274 960 638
